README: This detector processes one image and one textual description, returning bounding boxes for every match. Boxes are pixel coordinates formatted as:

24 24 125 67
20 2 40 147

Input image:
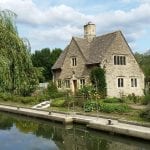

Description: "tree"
0 10 38 96
31 48 62 81
90 67 106 98
134 52 150 93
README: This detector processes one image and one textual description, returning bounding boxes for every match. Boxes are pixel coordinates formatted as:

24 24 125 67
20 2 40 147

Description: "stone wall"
103 32 144 97
53 38 90 92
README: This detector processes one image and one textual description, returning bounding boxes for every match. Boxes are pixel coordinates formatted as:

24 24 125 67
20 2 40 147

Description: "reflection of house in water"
51 124 149 150
0 113 149 150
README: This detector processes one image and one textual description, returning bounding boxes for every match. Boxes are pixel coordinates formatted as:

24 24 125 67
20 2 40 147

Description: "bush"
103 98 121 103
99 103 130 113
0 93 12 101
141 94 150 105
51 99 66 107
127 93 140 104
84 100 97 112
20 97 36 104
46 81 67 98
83 100 130 113
140 106 150 121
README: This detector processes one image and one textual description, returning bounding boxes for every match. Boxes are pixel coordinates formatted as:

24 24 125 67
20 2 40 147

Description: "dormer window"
72 57 77 66
114 55 126 65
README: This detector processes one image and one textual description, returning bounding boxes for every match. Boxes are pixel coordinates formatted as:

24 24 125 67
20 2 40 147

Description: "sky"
0 0 150 53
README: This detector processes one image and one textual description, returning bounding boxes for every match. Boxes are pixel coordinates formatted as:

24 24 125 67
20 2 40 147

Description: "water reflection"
0 112 149 150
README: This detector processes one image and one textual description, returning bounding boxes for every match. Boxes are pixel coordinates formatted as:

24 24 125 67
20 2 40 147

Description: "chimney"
84 22 96 42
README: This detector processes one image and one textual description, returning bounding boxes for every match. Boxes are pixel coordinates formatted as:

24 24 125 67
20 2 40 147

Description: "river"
0 112 149 150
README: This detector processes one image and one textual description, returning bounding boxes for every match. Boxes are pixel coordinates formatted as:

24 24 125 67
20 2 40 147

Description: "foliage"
126 93 140 104
84 100 130 113
134 52 150 94
0 10 38 96
84 100 97 112
140 105 150 121
90 67 106 98
0 92 49 105
46 81 67 98
51 99 66 107
141 94 150 105
103 97 122 103
78 85 100 100
31 48 62 81
99 103 130 113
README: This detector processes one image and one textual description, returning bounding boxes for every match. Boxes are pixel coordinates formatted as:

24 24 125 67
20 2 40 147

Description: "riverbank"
0 104 150 140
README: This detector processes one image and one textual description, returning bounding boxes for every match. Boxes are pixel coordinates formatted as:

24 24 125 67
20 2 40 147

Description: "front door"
73 80 77 94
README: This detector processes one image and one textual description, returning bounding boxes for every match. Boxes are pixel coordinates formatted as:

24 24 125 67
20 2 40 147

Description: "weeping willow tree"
0 10 38 96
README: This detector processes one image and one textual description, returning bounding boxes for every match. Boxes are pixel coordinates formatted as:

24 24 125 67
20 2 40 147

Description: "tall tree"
0 10 38 96
134 52 150 93
31 48 62 81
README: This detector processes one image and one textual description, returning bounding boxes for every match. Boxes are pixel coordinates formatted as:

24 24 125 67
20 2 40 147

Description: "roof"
52 31 120 70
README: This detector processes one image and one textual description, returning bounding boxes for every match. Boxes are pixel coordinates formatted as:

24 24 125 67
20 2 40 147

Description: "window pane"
114 56 126 65
58 80 61 88
72 58 77 66
118 78 123 87
123 56 126 65
118 78 120 87
121 78 123 87
65 80 70 88
135 78 137 87
117 56 119 65
120 56 122 65
114 56 116 65
131 78 133 87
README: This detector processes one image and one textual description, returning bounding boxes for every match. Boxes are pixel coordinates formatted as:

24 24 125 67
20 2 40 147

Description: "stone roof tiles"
52 31 121 69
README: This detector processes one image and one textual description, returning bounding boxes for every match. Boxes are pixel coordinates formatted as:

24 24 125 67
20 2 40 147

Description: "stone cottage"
52 22 144 97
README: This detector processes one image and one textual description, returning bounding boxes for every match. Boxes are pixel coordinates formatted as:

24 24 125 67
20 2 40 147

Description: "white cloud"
0 0 150 52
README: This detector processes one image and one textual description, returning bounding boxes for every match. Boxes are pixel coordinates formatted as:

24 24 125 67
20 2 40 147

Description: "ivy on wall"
90 67 106 98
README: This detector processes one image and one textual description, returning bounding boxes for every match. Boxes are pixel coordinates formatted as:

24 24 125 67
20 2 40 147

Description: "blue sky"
0 0 150 53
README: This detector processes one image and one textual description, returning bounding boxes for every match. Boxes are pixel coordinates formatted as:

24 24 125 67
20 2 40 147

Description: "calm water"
0 112 150 150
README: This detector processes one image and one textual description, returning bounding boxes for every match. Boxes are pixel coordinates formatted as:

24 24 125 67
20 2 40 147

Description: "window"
72 57 77 66
118 78 124 87
131 78 137 87
114 55 126 65
57 80 61 88
80 79 85 88
65 80 70 88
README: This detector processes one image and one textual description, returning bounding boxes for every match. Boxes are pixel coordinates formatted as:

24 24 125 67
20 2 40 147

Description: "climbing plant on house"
0 10 38 96
90 67 106 98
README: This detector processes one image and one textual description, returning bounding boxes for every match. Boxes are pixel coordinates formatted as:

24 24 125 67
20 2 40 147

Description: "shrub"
99 103 130 113
20 97 36 104
127 93 140 104
140 106 150 121
84 100 97 112
0 93 12 101
46 81 67 99
83 100 130 113
51 99 66 107
103 98 121 103
141 94 150 105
